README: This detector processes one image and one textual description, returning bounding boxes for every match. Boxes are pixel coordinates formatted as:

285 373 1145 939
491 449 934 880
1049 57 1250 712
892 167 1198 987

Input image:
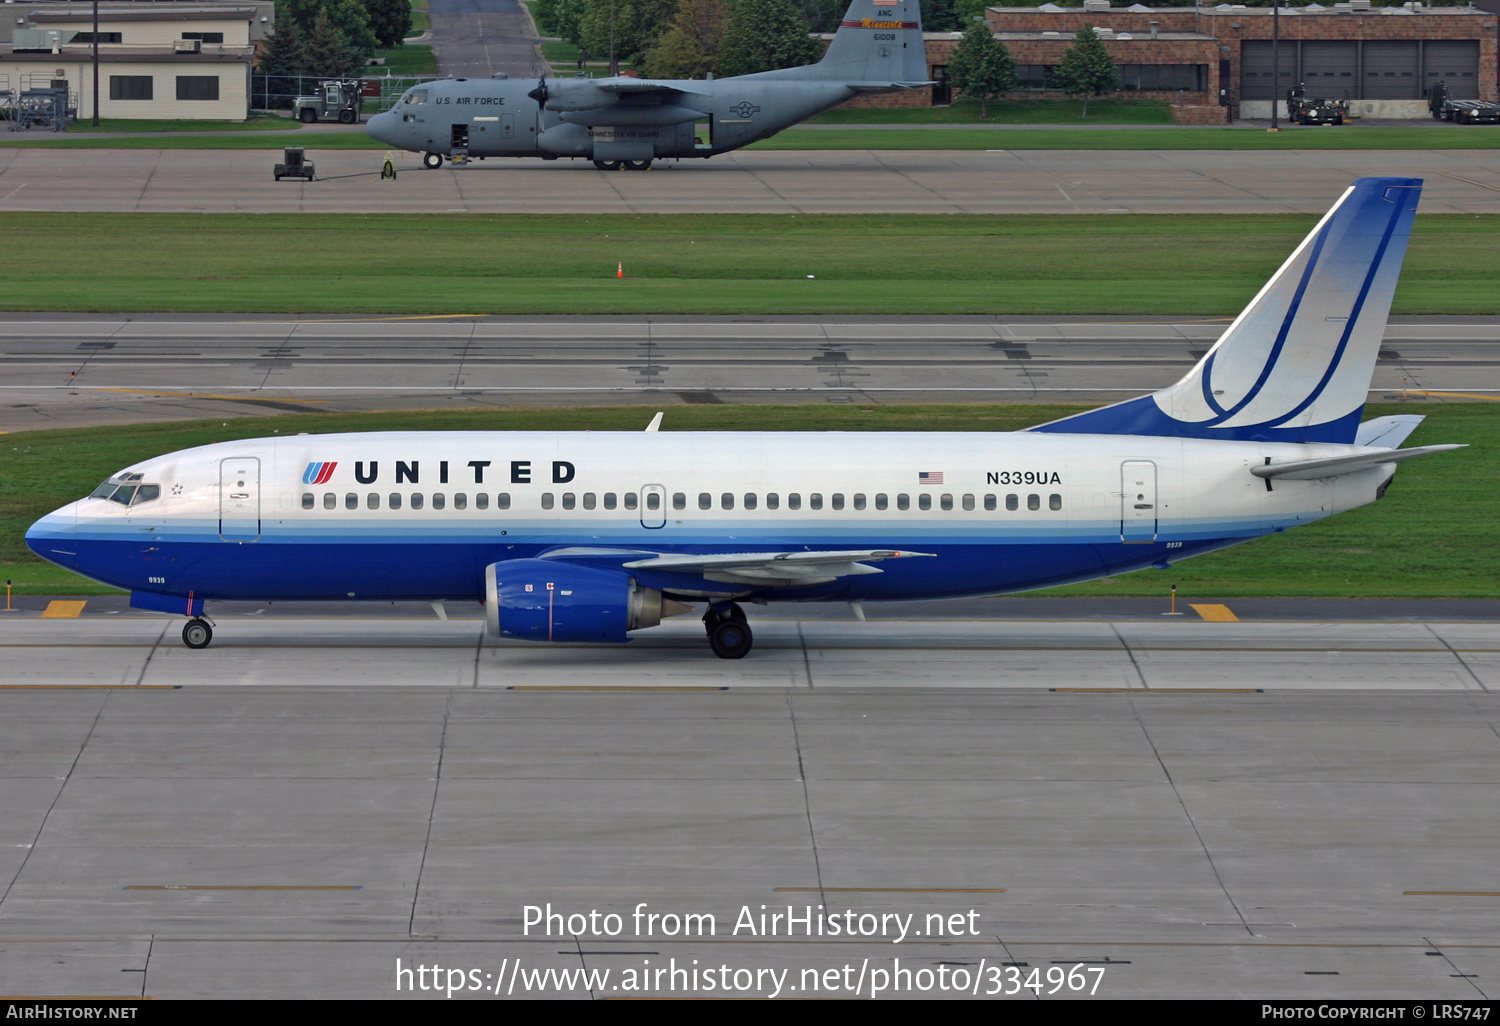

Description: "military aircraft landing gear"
623 159 652 171
182 618 213 650
593 159 622 171
422 152 444 169
704 602 751 659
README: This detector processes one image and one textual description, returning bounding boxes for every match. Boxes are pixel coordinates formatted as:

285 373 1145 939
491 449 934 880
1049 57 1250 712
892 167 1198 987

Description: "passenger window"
984 494 997 512
302 493 314 510
853 494 866 511
367 493 380 510
476 493 489 510
918 494 932 511
1050 493 1063 511
646 492 661 511
583 493 597 510
809 493 823 511
323 493 335 510
831 494 844 511
604 493 617 510
562 492 575 510
743 493 756 510
345 493 358 510
897 494 910 511
624 492 638 510
411 493 424 510
1006 494 1018 511
454 493 467 510
962 494 975 511
940 494 953 511
389 493 402 510
875 493 888 510
497 493 510 510
1028 493 1040 511
672 493 685 510
721 492 735 510
433 493 446 510
698 493 711 510
766 493 779 510
788 493 801 510
541 493 554 510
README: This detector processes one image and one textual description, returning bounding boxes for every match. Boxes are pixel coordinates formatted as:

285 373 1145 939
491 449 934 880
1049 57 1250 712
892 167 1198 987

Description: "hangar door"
1364 41 1420 99
1425 41 1480 99
1240 41 1297 101
1300 41 1358 100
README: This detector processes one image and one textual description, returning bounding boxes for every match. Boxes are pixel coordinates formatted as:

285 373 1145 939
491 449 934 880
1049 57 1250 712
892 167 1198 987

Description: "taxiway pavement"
1 146 1498 213
2 315 1495 431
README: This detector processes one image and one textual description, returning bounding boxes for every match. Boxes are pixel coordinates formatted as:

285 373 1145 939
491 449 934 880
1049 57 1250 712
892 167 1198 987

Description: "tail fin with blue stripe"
1031 177 1422 444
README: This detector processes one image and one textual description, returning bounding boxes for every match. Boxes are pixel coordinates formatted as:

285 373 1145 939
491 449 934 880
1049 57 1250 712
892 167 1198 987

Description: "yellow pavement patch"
40 600 87 618
1401 390 1500 403
91 388 330 404
1190 603 1239 622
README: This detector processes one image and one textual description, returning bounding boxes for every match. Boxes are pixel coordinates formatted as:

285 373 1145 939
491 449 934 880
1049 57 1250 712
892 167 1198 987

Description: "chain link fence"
251 73 443 114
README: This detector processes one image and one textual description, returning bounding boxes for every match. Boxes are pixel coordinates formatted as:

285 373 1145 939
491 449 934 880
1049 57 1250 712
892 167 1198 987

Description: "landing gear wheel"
182 618 213 650
593 159 622 171
623 159 652 171
300 108 317 124
423 151 444 169
708 618 752 659
338 108 356 124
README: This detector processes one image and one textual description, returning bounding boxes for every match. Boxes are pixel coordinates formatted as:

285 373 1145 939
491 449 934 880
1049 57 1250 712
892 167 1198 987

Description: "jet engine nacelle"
533 78 620 113
484 558 672 642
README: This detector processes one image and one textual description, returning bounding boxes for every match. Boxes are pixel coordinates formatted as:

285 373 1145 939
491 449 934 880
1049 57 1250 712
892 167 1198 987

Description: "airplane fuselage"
26 430 1390 607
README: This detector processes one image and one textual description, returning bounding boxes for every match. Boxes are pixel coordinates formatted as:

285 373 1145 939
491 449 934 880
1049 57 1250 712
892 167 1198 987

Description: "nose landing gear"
182 618 214 649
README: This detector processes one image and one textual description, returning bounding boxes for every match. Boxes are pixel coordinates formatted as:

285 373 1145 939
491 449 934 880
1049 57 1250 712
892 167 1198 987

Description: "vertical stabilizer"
1031 178 1422 444
745 0 928 84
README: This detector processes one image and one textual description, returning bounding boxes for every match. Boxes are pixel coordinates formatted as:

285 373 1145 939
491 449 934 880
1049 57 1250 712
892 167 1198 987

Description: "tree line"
257 0 413 80
948 22 1119 116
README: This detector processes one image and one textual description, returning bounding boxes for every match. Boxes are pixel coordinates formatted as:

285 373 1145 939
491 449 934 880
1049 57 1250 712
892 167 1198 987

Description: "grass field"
811 98 1174 125
409 0 430 35
373 43 438 76
2 403 1491 597
65 115 298 134
0 212 1495 316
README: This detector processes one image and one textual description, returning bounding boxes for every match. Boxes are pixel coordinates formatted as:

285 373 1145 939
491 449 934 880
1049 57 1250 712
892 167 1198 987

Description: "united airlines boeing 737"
27 178 1462 657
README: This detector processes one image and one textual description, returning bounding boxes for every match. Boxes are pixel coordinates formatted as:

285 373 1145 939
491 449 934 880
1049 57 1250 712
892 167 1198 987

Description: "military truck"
1427 83 1500 125
291 80 363 124
1287 85 1347 126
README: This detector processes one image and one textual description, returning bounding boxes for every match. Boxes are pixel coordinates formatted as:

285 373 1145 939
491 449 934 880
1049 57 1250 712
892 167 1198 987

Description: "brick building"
850 4 1498 121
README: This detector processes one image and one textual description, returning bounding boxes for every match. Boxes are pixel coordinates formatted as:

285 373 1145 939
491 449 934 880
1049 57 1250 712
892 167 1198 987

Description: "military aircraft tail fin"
804 0 929 84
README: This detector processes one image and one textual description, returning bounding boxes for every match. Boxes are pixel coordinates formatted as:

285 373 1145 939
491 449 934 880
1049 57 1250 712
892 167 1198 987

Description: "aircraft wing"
1251 444 1465 481
622 549 936 586
846 81 934 92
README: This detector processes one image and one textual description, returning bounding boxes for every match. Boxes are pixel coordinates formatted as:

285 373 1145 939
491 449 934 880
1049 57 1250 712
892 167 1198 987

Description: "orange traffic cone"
617 262 624 279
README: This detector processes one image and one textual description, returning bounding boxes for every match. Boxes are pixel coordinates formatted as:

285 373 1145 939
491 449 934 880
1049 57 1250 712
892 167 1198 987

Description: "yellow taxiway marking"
90 387 330 404
1400 389 1500 403
123 885 362 891
1404 890 1500 897
774 887 1007 894
0 685 178 690
40 600 86 619
1190 603 1239 622
1439 171 1500 195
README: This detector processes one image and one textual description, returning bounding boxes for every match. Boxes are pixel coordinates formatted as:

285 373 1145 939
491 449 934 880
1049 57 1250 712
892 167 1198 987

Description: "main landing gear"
593 159 652 171
704 602 752 659
182 618 213 649
422 152 444 169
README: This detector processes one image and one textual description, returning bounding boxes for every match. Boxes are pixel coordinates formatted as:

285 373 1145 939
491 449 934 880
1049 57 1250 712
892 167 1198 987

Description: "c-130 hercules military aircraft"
365 0 929 170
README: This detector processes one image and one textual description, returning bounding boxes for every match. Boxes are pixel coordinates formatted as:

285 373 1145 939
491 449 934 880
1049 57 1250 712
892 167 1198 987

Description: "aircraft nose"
366 110 398 145
25 502 79 561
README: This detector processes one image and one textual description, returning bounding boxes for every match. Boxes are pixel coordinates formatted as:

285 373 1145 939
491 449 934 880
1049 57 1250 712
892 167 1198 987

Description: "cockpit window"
406 88 427 105
90 473 161 507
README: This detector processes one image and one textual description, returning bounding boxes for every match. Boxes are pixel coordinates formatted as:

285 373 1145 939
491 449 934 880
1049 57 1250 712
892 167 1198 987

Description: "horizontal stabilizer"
1354 414 1425 449
1250 444 1464 480
624 549 935 586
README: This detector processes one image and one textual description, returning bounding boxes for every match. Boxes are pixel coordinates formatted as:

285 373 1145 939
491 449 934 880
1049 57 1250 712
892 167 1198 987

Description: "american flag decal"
918 471 944 485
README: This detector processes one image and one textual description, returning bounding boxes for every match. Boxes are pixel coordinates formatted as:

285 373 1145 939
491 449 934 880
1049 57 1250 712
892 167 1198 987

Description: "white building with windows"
1 5 262 120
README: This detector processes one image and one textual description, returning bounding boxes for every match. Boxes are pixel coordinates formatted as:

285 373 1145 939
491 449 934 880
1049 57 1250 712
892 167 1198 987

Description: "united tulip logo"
302 462 337 485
